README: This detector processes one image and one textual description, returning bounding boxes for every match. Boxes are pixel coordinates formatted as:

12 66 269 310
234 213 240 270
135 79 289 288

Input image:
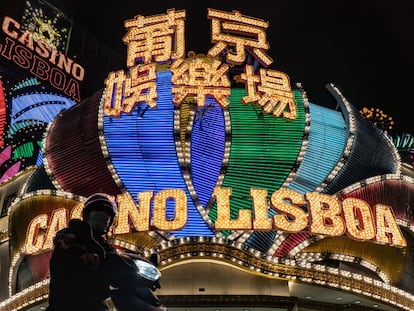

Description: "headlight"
133 259 161 281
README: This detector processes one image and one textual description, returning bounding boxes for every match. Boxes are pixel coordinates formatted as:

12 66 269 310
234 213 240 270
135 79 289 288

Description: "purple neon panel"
190 97 225 207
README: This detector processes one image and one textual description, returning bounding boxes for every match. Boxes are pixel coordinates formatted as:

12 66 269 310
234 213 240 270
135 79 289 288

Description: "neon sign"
24 187 406 255
0 16 84 101
103 8 297 119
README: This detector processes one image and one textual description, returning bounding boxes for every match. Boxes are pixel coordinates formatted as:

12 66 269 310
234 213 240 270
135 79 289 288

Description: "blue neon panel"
104 70 214 237
191 98 225 207
288 103 348 194
11 93 76 124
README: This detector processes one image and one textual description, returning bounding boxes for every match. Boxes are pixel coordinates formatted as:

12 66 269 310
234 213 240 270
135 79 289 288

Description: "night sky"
49 0 414 134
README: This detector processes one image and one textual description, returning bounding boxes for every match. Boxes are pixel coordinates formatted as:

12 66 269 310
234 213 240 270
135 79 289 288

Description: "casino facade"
0 1 414 311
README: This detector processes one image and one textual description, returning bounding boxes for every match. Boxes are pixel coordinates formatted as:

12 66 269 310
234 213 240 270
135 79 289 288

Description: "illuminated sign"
23 187 406 255
103 8 297 119
21 0 73 53
0 16 84 101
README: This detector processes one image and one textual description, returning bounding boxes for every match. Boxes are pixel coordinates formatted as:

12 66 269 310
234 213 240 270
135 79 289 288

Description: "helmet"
83 193 117 226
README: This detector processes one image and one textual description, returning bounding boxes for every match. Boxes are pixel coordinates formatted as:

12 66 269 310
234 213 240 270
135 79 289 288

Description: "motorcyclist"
47 193 167 311
47 193 118 311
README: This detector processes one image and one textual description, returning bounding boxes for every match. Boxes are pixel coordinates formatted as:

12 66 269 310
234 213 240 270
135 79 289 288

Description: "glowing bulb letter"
44 208 68 250
306 192 345 236
153 189 187 231
25 214 48 254
25 208 67 254
114 191 153 234
342 198 375 241
214 187 252 230
270 188 307 232
70 201 84 220
250 188 272 230
374 204 406 247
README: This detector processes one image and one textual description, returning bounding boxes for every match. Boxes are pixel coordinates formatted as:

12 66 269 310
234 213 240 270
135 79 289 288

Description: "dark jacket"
47 219 166 311
47 219 114 311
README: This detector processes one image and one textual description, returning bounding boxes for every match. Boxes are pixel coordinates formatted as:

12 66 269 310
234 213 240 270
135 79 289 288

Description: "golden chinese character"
241 65 297 120
171 58 231 108
207 8 273 67
123 9 186 67
103 64 157 117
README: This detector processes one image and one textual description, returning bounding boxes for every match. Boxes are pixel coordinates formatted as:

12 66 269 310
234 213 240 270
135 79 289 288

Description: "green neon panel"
13 142 35 159
208 89 306 236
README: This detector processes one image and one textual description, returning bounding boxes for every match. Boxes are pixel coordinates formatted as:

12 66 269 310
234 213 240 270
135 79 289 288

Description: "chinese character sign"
241 65 297 119
123 9 186 67
171 58 230 108
104 64 157 117
103 8 297 121
207 8 273 67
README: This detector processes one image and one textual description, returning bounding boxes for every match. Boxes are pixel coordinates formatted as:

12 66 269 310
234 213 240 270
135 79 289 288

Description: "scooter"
105 252 167 311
